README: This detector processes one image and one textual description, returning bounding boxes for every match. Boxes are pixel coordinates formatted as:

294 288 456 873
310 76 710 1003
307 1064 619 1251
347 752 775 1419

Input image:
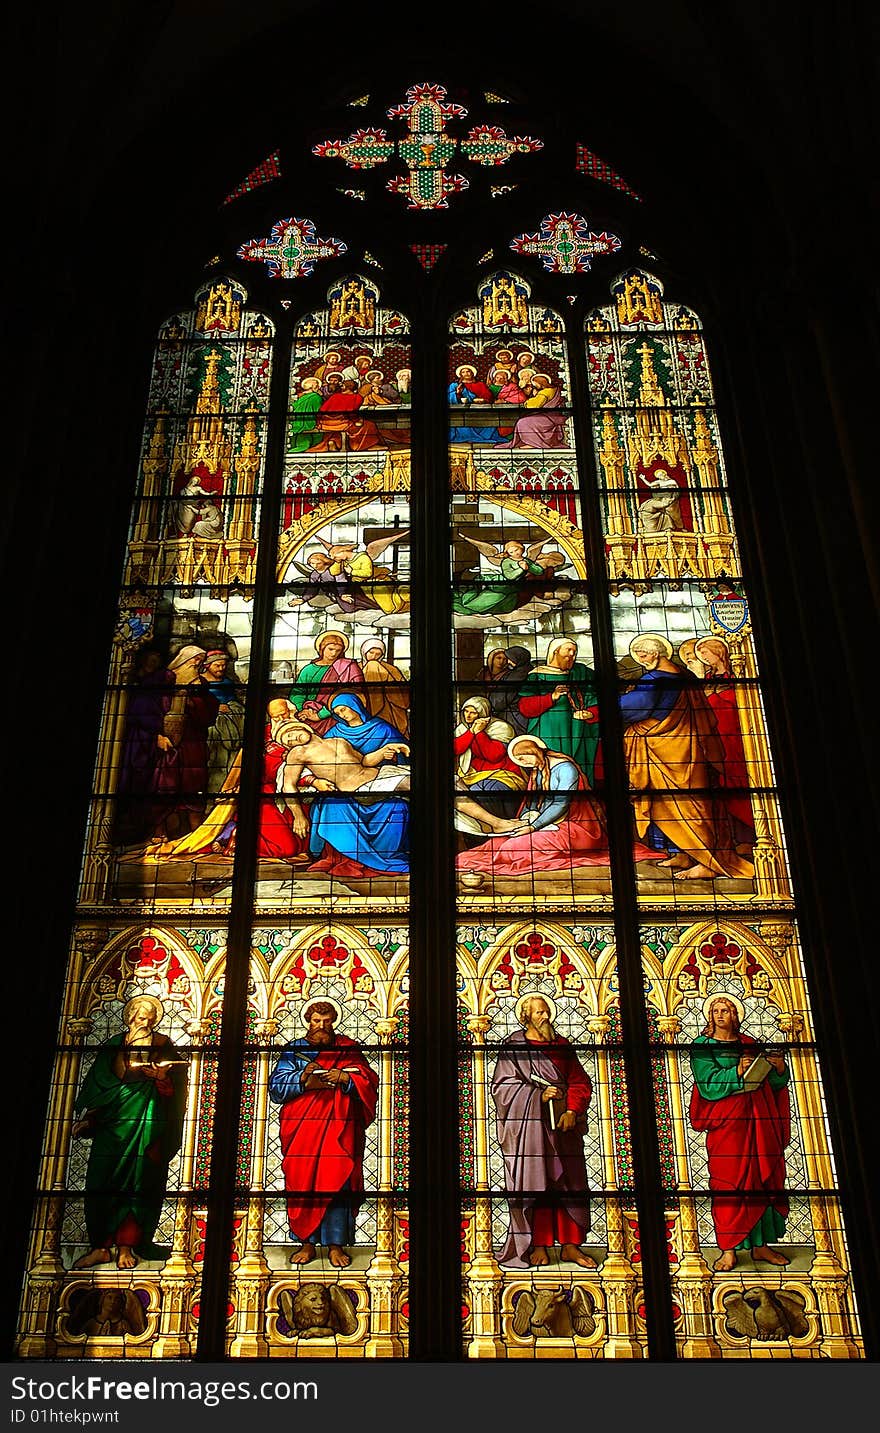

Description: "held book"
530 1074 588 1135
741 1052 773 1091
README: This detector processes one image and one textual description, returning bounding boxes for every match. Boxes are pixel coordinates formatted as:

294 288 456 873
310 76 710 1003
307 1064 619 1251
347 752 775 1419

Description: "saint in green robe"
288 391 323 451
75 1035 187 1259
517 660 600 784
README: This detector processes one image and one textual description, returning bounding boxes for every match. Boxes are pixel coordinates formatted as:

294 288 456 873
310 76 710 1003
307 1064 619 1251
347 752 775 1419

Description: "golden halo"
629 631 673 660
702 992 745 1025
316 630 349 655
516 992 557 1026
123 994 164 1026
300 996 343 1026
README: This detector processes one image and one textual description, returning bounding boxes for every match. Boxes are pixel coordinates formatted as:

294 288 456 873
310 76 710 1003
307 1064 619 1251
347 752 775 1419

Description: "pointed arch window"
15 85 865 1363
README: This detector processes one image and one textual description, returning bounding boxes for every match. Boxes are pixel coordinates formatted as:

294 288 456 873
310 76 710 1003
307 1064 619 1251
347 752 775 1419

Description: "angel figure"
452 534 567 617
312 529 410 614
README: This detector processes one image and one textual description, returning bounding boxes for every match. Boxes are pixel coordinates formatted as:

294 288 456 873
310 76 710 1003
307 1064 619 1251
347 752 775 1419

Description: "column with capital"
590 1012 644 1358
465 1013 505 1359
227 1016 275 1357
152 1011 204 1358
657 1012 721 1357
768 995 860 1358
366 1015 405 1356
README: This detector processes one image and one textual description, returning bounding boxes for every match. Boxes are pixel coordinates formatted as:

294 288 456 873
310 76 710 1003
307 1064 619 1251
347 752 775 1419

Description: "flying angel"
313 529 411 614
457 532 567 576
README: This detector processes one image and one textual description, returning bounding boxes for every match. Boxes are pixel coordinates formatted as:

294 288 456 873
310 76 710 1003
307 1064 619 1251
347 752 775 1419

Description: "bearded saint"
268 1000 379 1268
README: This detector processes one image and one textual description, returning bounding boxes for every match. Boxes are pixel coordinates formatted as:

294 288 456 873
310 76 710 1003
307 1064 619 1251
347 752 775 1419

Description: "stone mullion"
407 305 461 1361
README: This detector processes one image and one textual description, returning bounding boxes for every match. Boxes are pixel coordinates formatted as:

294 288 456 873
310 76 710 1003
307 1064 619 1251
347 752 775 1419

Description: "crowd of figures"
115 625 754 885
68 993 792 1280
289 350 411 454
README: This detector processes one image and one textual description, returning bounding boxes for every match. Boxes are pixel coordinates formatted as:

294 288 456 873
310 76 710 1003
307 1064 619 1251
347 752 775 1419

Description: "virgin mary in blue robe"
308 693 410 874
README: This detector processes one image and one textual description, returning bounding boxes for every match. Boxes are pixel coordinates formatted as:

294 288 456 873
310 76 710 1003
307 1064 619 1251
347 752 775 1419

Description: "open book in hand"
741 1052 773 1091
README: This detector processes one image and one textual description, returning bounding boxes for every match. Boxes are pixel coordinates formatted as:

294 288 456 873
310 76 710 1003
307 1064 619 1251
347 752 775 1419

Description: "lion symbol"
278 1283 358 1339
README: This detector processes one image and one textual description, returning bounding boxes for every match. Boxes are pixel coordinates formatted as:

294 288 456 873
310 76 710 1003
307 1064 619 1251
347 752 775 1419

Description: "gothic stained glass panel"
16 95 869 1361
230 924 409 1356
16 923 227 1359
450 276 644 1358
456 922 647 1358
637 918 864 1357
259 278 412 924
586 272 864 1357
16 279 275 1357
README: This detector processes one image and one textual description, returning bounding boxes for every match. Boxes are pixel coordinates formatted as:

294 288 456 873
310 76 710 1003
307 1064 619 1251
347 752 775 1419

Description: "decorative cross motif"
236 217 347 279
510 211 621 274
313 128 394 169
313 82 542 210
461 125 542 167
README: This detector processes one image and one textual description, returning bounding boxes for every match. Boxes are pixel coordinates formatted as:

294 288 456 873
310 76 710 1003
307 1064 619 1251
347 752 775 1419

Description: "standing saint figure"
359 639 410 737
152 644 219 839
689 994 791 1272
72 995 187 1270
268 999 379 1268
517 637 600 785
620 633 753 880
491 994 595 1269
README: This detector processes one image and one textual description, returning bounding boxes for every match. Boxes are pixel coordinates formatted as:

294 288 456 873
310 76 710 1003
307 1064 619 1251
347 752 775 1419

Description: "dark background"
3 0 879 1358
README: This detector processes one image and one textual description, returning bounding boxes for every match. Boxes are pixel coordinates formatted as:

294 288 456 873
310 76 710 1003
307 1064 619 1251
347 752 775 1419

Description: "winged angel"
289 530 410 617
452 533 570 623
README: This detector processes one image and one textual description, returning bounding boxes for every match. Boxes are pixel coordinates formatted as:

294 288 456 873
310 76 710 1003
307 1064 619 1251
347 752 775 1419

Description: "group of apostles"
286 344 570 452
289 350 411 453
448 347 568 448
68 989 791 1282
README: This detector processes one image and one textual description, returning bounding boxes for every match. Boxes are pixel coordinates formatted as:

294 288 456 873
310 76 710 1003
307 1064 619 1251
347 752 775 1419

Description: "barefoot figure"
268 999 379 1268
71 995 187 1270
491 994 596 1270
689 994 791 1273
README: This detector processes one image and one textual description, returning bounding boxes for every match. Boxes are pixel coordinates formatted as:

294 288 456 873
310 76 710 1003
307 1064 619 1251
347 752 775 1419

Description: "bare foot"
713 1249 738 1272
752 1245 790 1265
674 862 716 880
658 853 691 869
328 1246 351 1268
116 1245 138 1269
528 1246 550 1266
560 1243 596 1268
289 1242 317 1265
73 1247 112 1270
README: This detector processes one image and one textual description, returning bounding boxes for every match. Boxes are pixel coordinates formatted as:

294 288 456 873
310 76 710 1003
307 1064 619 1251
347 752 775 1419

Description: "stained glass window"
14 87 866 1365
